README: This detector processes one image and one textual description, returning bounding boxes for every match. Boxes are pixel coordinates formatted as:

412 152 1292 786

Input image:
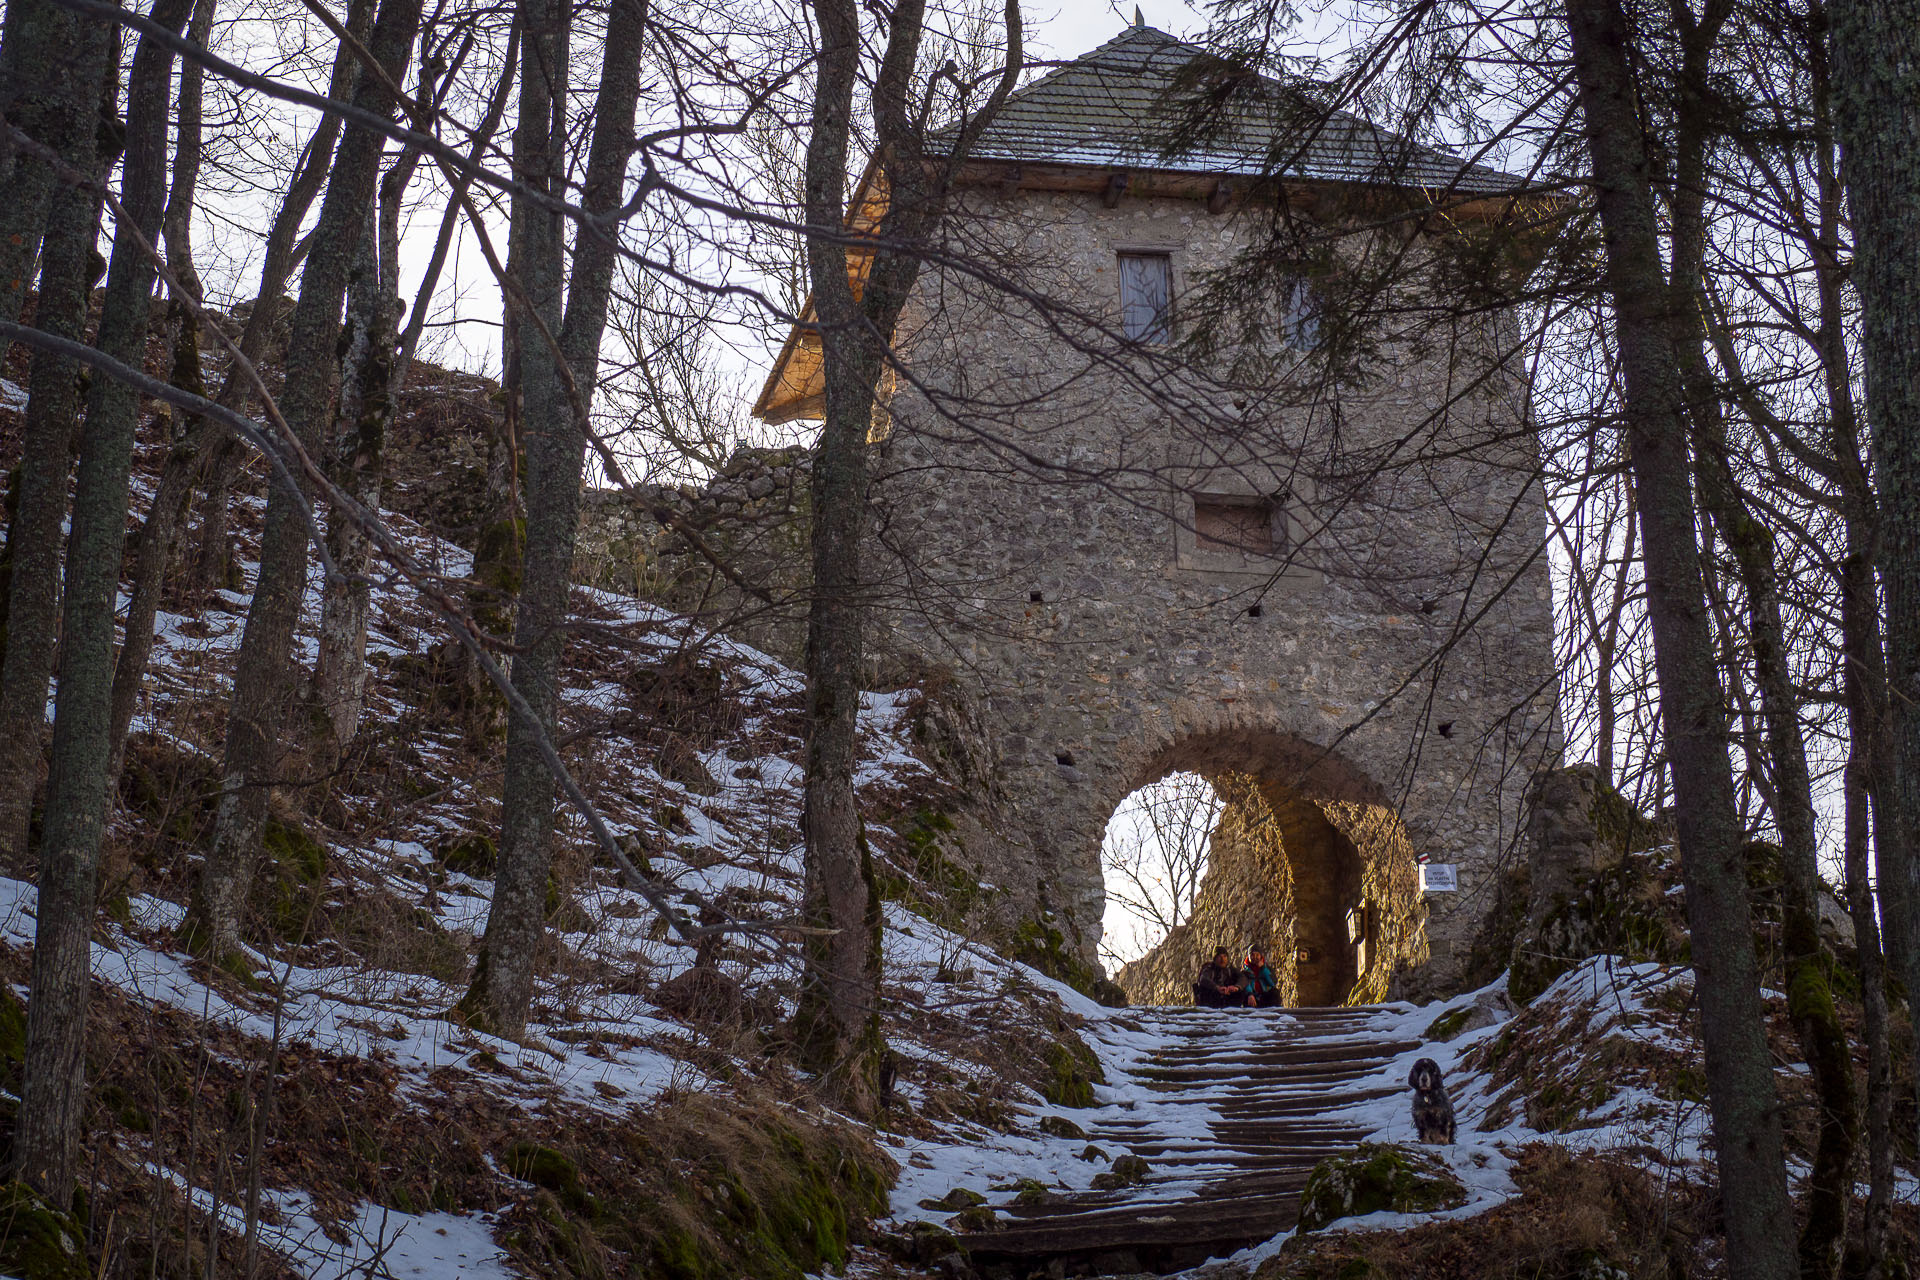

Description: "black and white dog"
1408 1057 1455 1144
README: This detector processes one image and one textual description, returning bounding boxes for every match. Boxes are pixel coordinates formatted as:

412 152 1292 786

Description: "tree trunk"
308 37 442 765
0 4 121 873
790 0 884 1110
109 0 367 777
186 0 423 961
1689 443 1854 1278
1828 0 1920 1152
106 0 217 780
1561 0 1795 1273
459 0 647 1037
1845 753 1893 1276
789 0 1018 1112
13 0 191 1204
179 0 366 611
1674 170 1853 1278
309 204 398 761
0 0 79 362
451 0 568 1036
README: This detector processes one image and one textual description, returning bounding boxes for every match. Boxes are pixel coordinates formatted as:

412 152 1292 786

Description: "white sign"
1419 863 1458 892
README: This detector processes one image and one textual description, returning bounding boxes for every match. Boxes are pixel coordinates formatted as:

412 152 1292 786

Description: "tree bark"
1828 0 1920 1153
1561 0 1795 1272
791 0 1019 1112
13 0 192 1204
459 0 647 1037
309 203 398 761
105 0 216 780
0 2 121 872
1673 139 1853 1276
790 0 886 1111
0 0 86 362
108 0 370 779
186 0 423 960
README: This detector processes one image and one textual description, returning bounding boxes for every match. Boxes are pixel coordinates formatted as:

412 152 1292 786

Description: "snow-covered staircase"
963 1004 1417 1274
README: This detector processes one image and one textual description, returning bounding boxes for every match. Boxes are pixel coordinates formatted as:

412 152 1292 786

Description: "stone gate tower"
753 23 1560 1000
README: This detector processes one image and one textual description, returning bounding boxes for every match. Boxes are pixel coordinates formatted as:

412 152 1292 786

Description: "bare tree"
1561 0 1794 1269
0 0 122 869
457 0 651 1037
791 0 1021 1111
1830 0 1920 1165
187 0 426 961
106 0 378 780
1100 772 1222 967
12 0 192 1203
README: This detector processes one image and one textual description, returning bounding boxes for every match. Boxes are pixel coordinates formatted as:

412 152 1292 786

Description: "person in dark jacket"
1242 948 1281 1007
1194 948 1244 1007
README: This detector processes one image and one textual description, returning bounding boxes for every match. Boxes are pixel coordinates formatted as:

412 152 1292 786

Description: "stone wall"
864 183 1560 992
573 447 813 663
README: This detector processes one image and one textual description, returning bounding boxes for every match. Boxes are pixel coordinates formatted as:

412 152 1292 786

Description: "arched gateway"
752 22 1560 999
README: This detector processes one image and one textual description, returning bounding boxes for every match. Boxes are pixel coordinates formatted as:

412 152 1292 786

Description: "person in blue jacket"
1241 948 1281 1007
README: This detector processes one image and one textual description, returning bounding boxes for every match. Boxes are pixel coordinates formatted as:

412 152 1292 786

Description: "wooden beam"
945 156 1567 223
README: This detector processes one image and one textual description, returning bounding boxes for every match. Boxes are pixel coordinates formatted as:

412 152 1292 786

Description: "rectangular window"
1194 497 1279 556
1118 252 1173 343
1281 274 1319 351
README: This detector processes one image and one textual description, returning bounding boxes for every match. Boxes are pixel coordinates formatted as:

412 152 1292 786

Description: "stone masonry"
857 179 1560 995
746 26 1562 997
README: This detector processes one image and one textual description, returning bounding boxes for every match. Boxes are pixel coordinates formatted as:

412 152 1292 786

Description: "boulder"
1295 1143 1466 1232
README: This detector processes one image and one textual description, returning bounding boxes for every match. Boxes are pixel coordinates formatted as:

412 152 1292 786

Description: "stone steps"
957 1004 1414 1275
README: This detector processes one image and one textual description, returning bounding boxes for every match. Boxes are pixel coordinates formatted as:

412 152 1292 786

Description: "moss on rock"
244 816 331 944
0 1181 90 1280
1011 1179 1056 1207
1091 1153 1151 1190
1295 1144 1465 1232
1038 1114 1086 1140
1508 847 1687 1005
1422 1007 1470 1042
918 1187 986 1212
946 1205 1000 1234
1041 1033 1103 1108
1008 916 1128 1007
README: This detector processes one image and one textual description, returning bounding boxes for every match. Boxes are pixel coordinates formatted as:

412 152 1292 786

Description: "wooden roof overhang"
749 156 1563 425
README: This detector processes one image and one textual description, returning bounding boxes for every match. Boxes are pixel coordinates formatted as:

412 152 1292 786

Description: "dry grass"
1256 1144 1721 1280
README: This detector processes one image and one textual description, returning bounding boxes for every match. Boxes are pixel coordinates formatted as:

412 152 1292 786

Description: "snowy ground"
870 951 1828 1277
2 393 1889 1277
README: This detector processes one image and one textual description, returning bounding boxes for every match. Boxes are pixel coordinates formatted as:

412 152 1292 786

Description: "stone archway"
1108 732 1424 1006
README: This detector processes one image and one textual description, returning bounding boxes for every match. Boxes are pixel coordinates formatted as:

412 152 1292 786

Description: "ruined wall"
573 447 813 663
867 184 1560 991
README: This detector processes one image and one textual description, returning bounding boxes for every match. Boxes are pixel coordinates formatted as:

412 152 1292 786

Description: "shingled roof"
942 23 1520 196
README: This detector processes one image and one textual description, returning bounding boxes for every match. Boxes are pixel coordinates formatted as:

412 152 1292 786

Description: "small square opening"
1194 498 1278 556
